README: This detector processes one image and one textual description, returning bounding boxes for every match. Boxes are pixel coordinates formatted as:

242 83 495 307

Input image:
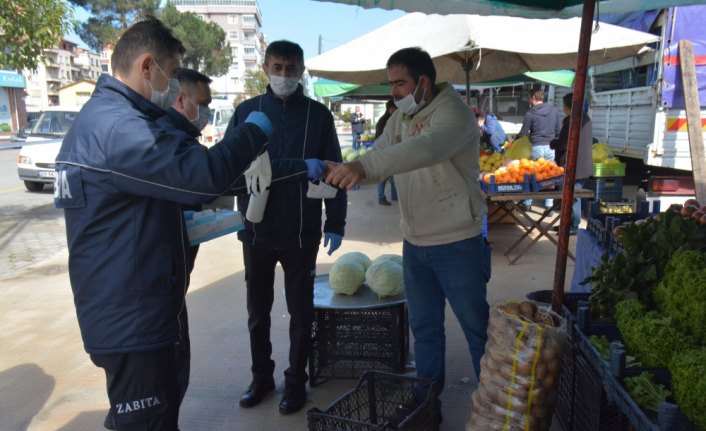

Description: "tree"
160 2 231 77
0 0 74 70
67 0 160 51
243 69 268 98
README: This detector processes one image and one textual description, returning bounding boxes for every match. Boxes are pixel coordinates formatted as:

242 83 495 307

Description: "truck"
588 5 705 197
199 99 234 147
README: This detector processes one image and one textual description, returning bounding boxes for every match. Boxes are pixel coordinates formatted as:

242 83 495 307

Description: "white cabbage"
365 258 404 297
329 258 366 295
338 251 372 270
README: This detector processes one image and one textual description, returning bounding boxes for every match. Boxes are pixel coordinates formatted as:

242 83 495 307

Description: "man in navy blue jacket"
226 40 347 415
518 88 562 210
55 18 274 431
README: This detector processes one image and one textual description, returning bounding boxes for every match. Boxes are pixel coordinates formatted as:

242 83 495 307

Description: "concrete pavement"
0 139 581 430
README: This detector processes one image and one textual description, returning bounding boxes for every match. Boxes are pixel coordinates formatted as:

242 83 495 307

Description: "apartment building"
22 39 101 112
174 0 266 101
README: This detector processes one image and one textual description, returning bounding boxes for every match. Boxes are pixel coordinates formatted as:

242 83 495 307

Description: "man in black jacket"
226 40 347 415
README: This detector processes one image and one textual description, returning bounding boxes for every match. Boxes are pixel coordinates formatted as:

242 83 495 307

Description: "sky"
67 0 405 62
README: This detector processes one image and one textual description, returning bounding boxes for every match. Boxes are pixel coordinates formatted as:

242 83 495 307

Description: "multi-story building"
22 39 98 111
73 47 103 82
174 0 266 101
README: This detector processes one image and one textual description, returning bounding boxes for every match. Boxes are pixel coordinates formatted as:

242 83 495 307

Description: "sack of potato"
466 301 568 431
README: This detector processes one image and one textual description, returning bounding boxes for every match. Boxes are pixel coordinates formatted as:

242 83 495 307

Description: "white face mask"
394 80 427 115
148 61 179 110
186 97 210 131
269 75 299 98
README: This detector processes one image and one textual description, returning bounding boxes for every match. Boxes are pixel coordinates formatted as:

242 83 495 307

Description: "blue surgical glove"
305 159 325 179
245 111 273 139
323 232 342 256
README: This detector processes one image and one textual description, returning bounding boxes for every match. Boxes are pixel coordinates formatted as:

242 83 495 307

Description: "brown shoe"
378 199 392 206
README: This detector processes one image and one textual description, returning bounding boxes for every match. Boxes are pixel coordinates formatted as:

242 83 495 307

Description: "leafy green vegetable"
624 372 671 412
616 299 691 368
669 348 706 429
654 250 706 345
589 335 611 360
583 212 706 320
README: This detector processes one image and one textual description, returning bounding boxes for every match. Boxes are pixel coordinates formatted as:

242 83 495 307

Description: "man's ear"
139 54 154 80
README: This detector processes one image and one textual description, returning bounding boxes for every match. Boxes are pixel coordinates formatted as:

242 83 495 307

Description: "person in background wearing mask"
55 17 274 431
350 105 366 150
226 40 347 416
325 47 490 423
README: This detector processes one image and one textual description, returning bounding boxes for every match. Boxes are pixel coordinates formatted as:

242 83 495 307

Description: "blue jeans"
377 177 397 201
402 235 491 395
524 144 556 208
572 179 586 229
351 132 360 150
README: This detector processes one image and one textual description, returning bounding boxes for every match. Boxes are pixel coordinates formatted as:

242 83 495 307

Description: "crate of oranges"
480 158 564 194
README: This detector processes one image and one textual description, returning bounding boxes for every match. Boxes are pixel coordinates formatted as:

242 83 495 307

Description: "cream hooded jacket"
360 83 486 246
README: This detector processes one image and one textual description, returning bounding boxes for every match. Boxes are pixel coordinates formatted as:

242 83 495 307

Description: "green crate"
593 162 626 177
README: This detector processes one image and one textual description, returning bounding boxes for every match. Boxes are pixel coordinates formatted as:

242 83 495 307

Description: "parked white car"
17 106 80 191
199 100 234 147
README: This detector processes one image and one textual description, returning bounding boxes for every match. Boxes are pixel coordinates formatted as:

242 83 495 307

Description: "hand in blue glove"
245 111 273 139
323 232 342 256
305 159 325 179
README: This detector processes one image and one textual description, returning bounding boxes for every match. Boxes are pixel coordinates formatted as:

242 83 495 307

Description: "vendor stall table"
309 274 409 386
487 188 595 265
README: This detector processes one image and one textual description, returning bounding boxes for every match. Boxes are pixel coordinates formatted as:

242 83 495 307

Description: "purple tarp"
661 6 706 108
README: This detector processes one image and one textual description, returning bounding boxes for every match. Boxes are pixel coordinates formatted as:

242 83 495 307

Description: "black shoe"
239 380 275 408
551 225 560 232
279 385 307 414
103 411 115 430
378 199 392 206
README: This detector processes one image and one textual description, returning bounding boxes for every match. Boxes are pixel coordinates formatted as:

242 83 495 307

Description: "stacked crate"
587 162 626 202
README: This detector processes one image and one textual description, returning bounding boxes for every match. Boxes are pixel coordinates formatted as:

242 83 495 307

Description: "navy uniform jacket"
54 74 267 354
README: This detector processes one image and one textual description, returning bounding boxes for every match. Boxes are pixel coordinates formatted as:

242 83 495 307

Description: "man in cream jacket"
326 47 491 422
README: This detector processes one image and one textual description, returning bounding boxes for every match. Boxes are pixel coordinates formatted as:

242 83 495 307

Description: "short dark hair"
265 40 304 65
530 88 545 101
386 47 436 86
563 92 573 109
111 16 185 76
176 68 212 86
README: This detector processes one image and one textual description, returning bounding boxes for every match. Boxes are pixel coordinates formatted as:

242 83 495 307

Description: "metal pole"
463 59 472 105
552 0 595 313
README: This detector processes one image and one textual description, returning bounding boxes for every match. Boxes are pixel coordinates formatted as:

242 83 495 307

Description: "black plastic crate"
309 304 409 386
604 352 700 431
586 211 642 247
587 177 624 202
573 353 629 431
307 371 438 431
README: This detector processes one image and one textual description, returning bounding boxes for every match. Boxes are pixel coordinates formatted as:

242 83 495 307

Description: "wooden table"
486 188 595 265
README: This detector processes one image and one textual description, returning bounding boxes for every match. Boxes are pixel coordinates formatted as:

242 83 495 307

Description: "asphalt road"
0 148 67 281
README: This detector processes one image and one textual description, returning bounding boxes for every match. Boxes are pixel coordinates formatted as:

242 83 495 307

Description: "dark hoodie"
518 102 562 147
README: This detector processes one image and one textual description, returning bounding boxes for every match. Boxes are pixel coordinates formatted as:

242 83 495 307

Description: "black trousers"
92 347 180 431
242 243 319 388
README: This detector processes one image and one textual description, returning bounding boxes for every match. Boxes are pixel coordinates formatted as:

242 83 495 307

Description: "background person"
350 105 366 150
375 99 397 206
550 92 593 235
225 40 347 416
54 17 273 431
474 109 507 153
517 88 562 211
325 47 491 423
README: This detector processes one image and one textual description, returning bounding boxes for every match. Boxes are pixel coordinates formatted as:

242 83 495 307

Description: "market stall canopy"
313 0 704 19
306 13 660 86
